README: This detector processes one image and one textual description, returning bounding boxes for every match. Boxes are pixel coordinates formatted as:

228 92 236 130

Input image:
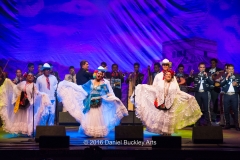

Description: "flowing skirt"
57 80 128 137
131 84 202 134
0 79 51 136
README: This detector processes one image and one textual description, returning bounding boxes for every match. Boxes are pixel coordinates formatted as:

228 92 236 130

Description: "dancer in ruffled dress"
0 72 51 136
131 70 202 135
57 66 128 137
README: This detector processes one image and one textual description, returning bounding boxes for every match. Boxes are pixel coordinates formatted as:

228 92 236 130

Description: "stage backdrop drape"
1 0 240 85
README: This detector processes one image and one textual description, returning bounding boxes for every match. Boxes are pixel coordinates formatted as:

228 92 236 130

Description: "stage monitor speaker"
121 111 142 124
152 136 181 148
59 112 80 126
35 126 66 142
192 126 223 144
115 125 143 141
39 136 69 148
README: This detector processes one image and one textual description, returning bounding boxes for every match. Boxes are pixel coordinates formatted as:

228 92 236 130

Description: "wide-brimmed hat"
160 59 172 67
41 63 52 71
97 66 107 72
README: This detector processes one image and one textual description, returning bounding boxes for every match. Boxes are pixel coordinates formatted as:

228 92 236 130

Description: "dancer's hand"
107 93 112 97
232 81 238 86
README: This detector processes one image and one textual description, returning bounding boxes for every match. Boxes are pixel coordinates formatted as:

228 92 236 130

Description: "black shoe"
223 125 231 129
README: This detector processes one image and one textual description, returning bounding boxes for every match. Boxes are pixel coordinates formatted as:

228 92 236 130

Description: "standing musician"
126 63 144 111
188 62 214 126
147 63 161 85
12 69 24 85
64 66 76 83
205 58 223 122
109 63 124 100
100 62 111 80
175 64 189 93
23 63 36 81
0 66 7 86
220 64 240 131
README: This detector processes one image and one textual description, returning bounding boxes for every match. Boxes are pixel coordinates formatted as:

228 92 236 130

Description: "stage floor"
0 126 240 149
0 126 240 159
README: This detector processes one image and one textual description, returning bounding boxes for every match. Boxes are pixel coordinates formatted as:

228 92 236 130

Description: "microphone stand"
133 86 135 126
54 82 59 125
27 83 35 142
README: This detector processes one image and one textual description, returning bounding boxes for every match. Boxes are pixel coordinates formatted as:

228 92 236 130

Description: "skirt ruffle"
57 80 128 137
0 79 51 136
132 84 202 134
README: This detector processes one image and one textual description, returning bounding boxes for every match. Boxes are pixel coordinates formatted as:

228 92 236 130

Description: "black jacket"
126 72 144 86
188 73 214 92
205 67 222 73
220 74 240 93
205 67 223 93
76 68 93 85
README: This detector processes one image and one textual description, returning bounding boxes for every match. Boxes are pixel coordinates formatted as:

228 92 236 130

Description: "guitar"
211 70 225 87
175 73 186 85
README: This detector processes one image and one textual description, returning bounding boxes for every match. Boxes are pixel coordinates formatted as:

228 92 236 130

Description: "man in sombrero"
36 63 58 126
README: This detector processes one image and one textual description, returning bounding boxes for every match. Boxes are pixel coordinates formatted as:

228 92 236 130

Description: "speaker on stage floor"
39 136 69 148
192 126 223 144
115 125 143 141
121 111 142 124
152 136 181 148
35 126 66 142
59 112 80 126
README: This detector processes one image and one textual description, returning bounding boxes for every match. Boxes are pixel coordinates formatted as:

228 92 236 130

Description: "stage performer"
36 63 58 126
57 66 128 137
152 59 179 87
13 69 24 84
76 60 93 85
220 64 240 131
147 63 161 85
0 72 51 136
64 66 77 84
35 63 43 79
109 63 124 100
205 58 223 122
175 64 190 93
131 70 202 135
126 63 144 111
188 62 214 126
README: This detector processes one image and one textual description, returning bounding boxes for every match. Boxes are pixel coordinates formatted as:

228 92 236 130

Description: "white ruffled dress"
0 79 51 136
131 72 202 134
57 80 128 137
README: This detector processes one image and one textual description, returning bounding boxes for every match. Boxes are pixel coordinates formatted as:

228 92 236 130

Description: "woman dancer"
131 70 202 135
57 66 128 137
0 72 51 136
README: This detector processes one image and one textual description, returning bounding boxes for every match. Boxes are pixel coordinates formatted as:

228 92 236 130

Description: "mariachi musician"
205 58 224 122
220 64 240 131
126 63 144 111
147 63 161 85
109 63 124 100
0 66 8 86
175 64 190 93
